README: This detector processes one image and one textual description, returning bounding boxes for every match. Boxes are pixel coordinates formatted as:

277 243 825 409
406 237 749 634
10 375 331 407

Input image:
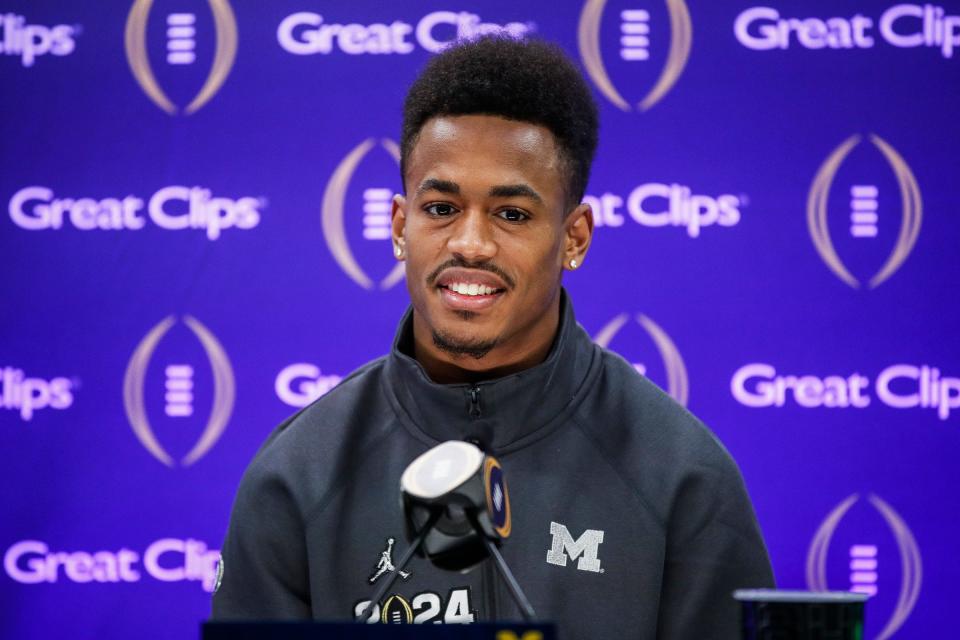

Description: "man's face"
392 114 591 370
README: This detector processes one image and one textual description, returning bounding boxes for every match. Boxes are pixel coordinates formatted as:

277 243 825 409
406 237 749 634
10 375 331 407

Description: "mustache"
426 257 516 290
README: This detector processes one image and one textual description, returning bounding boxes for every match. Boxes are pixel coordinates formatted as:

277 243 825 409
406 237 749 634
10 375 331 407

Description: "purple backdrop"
2 0 958 637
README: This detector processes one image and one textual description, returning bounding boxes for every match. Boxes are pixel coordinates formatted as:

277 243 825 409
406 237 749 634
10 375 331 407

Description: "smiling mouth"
436 280 506 313
439 282 504 297
432 263 511 312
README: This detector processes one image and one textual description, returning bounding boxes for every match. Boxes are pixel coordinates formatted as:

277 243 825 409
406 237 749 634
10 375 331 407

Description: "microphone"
401 440 511 571
356 441 536 623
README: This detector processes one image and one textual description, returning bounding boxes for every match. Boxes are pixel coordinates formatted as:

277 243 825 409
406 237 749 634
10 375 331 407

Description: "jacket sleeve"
655 457 775 639
210 459 312 620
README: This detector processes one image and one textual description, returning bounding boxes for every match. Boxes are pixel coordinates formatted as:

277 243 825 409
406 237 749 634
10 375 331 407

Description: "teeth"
448 283 497 296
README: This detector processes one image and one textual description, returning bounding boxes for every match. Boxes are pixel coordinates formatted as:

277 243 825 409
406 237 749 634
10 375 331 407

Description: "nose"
446 209 497 262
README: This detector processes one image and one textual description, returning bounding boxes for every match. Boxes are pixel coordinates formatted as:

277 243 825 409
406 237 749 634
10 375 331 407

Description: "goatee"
431 330 497 360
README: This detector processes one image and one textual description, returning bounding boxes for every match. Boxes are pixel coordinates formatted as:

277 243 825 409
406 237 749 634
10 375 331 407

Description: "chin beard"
431 329 497 360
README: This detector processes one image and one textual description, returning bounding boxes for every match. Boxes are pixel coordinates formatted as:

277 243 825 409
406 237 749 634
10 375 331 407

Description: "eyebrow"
416 178 460 197
415 179 544 205
488 184 543 204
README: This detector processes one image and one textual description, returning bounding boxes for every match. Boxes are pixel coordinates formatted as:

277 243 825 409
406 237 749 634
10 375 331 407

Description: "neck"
411 298 561 385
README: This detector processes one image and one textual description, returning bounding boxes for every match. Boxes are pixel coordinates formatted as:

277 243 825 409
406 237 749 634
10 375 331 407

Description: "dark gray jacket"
212 293 774 638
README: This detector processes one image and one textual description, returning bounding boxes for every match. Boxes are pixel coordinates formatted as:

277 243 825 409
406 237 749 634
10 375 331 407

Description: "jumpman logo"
368 537 411 584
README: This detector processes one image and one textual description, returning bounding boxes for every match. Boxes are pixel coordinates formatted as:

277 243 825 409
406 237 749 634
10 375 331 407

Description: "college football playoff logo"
807 134 922 288
321 138 405 290
125 0 238 115
123 315 235 466
578 0 692 111
806 493 922 639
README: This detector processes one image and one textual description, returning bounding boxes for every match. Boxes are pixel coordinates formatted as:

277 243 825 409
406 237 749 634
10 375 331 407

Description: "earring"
394 244 403 257
569 259 578 269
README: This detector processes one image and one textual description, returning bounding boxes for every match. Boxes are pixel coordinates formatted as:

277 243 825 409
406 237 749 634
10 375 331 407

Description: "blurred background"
1 1 957 637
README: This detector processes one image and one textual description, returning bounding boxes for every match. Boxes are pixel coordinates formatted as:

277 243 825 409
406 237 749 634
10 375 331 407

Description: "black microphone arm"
478 528 537 622
356 508 441 623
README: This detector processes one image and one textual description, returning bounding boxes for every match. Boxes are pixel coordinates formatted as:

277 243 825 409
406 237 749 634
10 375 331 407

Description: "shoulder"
257 356 388 453
236 356 393 512
590 347 733 468
573 346 749 522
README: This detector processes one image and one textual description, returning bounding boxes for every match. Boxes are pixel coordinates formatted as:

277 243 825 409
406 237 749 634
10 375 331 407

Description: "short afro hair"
401 36 599 207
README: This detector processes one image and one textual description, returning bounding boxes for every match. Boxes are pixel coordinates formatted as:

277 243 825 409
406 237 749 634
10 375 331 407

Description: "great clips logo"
735 5 960 59
8 185 263 240
583 182 743 237
322 138 404 291
5 537 219 593
807 134 921 288
125 0 238 115
278 10 533 56
807 494 922 639
578 0 692 111
594 313 689 405
275 363 342 408
0 367 76 422
124 315 235 467
0 14 79 67
731 363 960 420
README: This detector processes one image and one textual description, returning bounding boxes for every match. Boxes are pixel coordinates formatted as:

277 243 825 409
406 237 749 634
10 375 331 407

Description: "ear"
563 202 594 271
391 193 407 260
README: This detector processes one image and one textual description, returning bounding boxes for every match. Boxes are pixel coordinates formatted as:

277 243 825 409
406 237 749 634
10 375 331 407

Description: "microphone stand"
356 507 538 623
478 534 537 622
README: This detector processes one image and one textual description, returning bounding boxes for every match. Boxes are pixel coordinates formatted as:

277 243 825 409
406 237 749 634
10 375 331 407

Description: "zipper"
468 385 482 418
481 556 499 621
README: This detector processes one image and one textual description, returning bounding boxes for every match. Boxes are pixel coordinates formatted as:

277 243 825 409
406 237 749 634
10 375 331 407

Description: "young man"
212 36 774 637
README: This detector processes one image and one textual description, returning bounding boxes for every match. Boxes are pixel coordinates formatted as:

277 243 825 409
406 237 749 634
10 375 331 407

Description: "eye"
497 208 530 223
424 203 457 217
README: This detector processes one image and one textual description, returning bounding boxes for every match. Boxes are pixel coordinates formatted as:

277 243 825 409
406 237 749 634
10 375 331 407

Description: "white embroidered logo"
368 537 411 584
214 553 224 593
545 521 604 573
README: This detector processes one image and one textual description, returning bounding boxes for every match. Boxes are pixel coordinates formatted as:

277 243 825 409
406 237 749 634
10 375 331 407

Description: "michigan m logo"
545 521 604 573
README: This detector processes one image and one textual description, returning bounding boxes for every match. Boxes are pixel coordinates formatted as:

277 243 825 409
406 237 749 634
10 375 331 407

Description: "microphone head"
400 441 512 571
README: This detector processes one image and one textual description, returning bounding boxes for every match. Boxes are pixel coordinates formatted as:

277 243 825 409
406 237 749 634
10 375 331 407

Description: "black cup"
734 589 867 640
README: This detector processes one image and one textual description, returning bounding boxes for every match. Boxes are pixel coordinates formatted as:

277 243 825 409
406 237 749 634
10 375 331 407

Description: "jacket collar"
383 290 601 454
